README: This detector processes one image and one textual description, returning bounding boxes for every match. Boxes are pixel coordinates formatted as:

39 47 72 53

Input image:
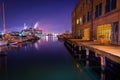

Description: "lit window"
79 17 83 25
76 19 79 24
97 24 111 41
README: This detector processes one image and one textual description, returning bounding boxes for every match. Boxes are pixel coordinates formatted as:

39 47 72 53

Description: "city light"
34 22 39 29
24 23 27 30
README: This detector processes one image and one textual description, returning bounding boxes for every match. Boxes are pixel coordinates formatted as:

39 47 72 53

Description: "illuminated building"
21 28 42 36
72 0 120 45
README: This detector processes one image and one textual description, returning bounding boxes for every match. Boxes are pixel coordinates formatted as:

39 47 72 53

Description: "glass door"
112 22 119 43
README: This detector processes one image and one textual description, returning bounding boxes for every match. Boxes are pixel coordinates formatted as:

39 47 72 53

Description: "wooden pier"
64 39 120 64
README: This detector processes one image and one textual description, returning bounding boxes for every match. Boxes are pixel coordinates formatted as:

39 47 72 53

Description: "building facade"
72 0 120 45
21 28 42 36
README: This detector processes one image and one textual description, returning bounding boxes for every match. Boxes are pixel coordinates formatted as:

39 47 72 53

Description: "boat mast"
2 1 6 34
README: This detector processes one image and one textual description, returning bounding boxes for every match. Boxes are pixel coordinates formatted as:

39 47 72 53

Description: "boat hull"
0 40 8 46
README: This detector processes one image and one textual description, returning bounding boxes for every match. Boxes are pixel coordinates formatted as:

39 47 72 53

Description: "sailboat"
0 1 8 46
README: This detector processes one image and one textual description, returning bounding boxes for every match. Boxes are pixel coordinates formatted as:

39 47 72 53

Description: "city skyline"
0 0 79 33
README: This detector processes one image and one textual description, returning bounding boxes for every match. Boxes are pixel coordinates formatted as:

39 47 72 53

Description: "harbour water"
0 36 120 80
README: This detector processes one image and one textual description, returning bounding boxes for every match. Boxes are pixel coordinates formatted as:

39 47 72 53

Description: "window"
86 0 88 5
87 10 92 21
87 12 90 21
80 30 84 38
99 3 102 16
83 15 86 24
105 0 117 13
105 0 110 13
89 0 92 3
79 17 83 25
95 3 102 18
89 10 92 20
95 5 99 18
112 22 119 42
97 24 111 41
83 2 84 8
76 19 79 24
111 0 116 10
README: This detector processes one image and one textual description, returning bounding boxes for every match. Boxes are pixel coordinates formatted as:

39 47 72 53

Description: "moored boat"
0 40 8 46
9 42 18 45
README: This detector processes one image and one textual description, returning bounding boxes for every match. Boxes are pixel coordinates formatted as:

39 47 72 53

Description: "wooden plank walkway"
68 39 120 64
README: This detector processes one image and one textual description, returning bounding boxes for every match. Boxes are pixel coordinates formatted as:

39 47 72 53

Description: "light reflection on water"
0 37 119 80
0 37 77 80
68 45 120 80
34 42 39 50
43 36 58 42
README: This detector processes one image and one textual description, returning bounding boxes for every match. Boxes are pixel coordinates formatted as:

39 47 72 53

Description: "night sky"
0 0 79 33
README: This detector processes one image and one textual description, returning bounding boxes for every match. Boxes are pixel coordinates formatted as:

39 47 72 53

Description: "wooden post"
86 48 89 55
79 46 81 51
100 56 106 71
85 48 89 59
100 72 105 80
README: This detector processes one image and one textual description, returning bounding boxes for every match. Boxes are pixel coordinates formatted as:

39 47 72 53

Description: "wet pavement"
0 36 120 80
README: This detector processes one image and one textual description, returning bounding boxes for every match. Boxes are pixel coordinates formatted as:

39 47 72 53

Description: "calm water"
0 36 120 80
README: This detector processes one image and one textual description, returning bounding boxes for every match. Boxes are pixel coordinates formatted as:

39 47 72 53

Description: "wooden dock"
64 39 120 64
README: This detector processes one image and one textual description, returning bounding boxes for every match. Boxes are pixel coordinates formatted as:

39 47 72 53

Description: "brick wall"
72 0 120 45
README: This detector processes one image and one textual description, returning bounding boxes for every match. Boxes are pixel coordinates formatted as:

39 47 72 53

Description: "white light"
24 23 27 30
34 22 39 29
76 19 79 24
1 32 4 35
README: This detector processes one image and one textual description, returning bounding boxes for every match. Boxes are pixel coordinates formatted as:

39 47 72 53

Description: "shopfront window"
97 24 111 41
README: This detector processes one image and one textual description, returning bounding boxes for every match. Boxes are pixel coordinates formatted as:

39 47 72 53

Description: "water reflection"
100 71 105 80
68 46 120 80
0 41 35 55
44 36 58 42
0 55 7 80
34 42 39 50
0 46 9 54
72 54 99 80
0 37 119 80
45 36 48 42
